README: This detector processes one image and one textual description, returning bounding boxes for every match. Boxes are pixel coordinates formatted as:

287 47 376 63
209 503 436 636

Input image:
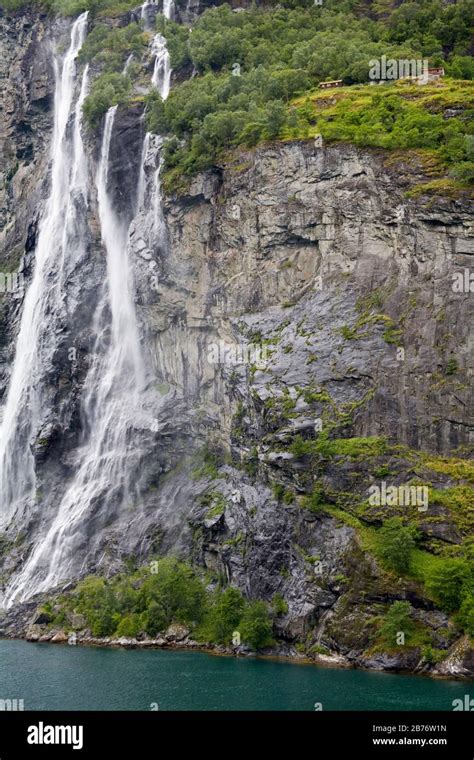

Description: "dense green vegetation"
80 23 149 127
45 558 275 649
78 21 147 69
141 1 474 186
83 72 131 127
9 0 471 188
379 601 414 644
378 517 418 574
293 81 474 184
0 0 139 17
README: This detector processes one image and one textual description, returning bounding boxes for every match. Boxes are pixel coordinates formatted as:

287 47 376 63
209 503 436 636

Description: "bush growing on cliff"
239 601 274 650
82 72 131 128
198 587 245 645
379 601 414 646
78 22 147 71
378 518 418 575
427 558 472 613
140 558 207 625
458 595 474 637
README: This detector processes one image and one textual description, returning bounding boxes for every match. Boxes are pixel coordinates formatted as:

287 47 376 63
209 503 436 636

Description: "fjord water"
0 640 466 711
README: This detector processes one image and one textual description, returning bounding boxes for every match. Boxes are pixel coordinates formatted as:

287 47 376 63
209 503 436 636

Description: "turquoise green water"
0 640 469 711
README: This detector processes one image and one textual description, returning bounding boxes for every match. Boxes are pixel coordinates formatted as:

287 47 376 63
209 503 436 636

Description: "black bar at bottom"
0 711 471 757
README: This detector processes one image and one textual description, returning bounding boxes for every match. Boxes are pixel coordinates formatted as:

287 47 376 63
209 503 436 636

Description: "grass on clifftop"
290 79 474 186
142 3 473 191
42 0 471 194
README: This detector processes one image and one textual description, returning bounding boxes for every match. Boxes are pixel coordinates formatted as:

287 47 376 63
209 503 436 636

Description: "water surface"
0 640 468 711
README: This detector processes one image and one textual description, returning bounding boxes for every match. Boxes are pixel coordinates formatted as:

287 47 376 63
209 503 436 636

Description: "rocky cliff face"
0 8 472 675
0 9 54 384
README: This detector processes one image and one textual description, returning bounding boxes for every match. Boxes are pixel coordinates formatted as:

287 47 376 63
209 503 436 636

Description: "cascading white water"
163 0 174 19
136 132 152 212
122 53 134 75
3 9 173 606
151 33 171 99
138 21 171 218
5 103 149 603
0 12 89 529
142 0 173 30
140 0 153 31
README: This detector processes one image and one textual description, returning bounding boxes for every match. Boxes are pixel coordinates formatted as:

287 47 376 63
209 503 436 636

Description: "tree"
427 558 471 613
262 100 287 140
115 613 142 638
201 587 245 644
142 601 167 636
378 518 417 574
458 594 474 636
239 601 273 650
380 601 413 645
74 577 118 637
141 558 207 624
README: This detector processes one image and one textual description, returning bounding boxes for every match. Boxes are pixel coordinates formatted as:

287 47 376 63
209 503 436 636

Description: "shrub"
378 517 417 574
380 601 414 645
141 601 167 636
290 434 312 458
421 645 445 665
239 600 273 650
272 593 289 616
115 613 142 638
141 557 208 625
74 576 117 637
458 594 474 637
82 72 131 128
427 558 472 613
199 587 245 644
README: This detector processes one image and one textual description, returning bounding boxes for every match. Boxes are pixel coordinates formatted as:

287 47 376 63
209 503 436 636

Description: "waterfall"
4 103 149 604
151 33 171 99
122 53 134 75
140 1 154 31
3 8 173 607
138 25 171 234
163 0 174 19
136 132 151 212
142 0 173 29
0 12 89 529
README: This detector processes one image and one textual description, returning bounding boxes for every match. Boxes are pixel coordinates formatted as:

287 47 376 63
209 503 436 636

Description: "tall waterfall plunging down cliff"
0 12 90 531
141 0 174 30
3 17 173 607
137 28 171 239
151 34 171 99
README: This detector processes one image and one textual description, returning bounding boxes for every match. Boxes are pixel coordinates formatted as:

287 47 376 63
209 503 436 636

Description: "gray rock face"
0 10 472 675
156 142 473 455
